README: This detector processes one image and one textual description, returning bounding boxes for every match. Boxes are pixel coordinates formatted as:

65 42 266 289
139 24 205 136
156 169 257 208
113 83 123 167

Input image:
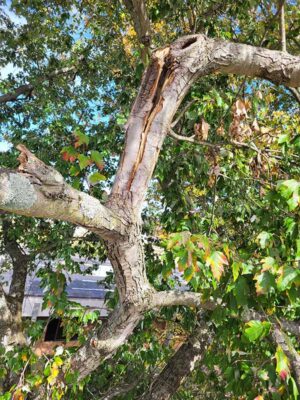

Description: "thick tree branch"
2 218 29 302
0 63 80 104
0 283 26 347
123 0 151 65
110 34 300 213
278 1 300 105
3 34 300 393
152 290 216 310
141 318 215 400
0 146 127 240
0 84 34 104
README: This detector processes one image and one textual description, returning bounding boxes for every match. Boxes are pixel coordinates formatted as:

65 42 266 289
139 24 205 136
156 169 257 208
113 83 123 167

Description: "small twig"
168 128 218 148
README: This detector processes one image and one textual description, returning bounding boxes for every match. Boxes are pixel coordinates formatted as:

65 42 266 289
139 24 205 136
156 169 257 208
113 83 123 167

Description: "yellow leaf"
206 251 228 281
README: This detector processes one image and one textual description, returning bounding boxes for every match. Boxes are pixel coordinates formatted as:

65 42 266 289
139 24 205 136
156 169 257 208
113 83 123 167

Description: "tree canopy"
0 0 299 399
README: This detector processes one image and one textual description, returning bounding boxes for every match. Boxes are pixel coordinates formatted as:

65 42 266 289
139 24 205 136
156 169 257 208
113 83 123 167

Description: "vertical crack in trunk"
127 48 174 191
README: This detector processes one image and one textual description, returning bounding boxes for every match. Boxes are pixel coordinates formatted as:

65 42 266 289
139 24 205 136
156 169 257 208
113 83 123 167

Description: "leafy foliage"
0 0 300 399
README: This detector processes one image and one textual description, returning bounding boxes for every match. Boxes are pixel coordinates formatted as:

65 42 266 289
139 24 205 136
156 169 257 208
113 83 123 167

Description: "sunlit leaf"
205 251 228 281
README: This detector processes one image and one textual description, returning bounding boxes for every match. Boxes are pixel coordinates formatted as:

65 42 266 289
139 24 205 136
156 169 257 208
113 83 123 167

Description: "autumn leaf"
275 346 290 381
12 390 24 400
90 150 105 170
61 146 78 163
233 99 248 118
194 118 210 141
74 130 89 148
205 251 228 281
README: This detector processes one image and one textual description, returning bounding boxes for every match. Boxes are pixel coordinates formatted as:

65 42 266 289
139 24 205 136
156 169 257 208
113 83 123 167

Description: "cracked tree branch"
0 145 127 240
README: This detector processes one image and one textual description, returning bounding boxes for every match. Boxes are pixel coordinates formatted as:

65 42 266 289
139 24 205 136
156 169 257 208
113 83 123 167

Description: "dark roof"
0 257 113 300
26 278 109 299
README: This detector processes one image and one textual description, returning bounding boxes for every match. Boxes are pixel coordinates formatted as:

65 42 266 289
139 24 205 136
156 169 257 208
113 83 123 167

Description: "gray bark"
0 145 127 240
0 34 300 395
141 320 215 400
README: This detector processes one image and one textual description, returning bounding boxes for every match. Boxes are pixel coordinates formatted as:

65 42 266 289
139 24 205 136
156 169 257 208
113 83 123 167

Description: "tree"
0 0 299 399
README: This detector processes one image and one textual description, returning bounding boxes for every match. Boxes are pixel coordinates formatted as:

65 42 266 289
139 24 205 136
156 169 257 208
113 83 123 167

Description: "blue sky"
0 2 26 152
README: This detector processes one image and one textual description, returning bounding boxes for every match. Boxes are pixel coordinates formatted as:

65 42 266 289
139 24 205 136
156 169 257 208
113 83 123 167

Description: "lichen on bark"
0 173 37 210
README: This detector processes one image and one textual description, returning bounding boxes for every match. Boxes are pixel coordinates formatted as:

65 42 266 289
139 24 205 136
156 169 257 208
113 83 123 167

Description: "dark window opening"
44 318 78 342
44 318 65 341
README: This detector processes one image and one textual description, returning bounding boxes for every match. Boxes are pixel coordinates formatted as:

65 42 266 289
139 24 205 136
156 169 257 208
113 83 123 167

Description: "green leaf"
116 114 127 125
278 133 289 144
243 320 271 342
88 171 106 184
275 346 290 380
277 180 300 210
183 266 194 282
287 192 300 211
277 179 300 199
69 164 80 176
205 251 228 281
90 150 104 170
277 266 299 291
74 129 89 146
78 154 91 170
254 271 276 295
257 231 273 249
231 261 240 282
233 276 249 306
290 376 299 400
296 239 300 261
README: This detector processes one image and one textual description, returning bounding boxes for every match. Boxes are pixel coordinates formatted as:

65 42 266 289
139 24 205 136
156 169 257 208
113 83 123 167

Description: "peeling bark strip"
141 320 215 400
1 34 300 396
110 34 300 212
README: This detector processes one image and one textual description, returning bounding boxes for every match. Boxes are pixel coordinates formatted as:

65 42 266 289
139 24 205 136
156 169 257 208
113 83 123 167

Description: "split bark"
1 33 300 394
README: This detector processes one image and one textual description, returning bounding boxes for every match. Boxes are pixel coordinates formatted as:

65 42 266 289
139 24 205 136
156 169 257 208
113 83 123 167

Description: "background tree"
0 0 299 399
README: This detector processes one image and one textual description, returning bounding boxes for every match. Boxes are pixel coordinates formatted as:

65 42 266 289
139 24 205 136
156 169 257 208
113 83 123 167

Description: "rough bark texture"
0 145 127 240
0 219 29 347
141 320 215 400
1 34 300 396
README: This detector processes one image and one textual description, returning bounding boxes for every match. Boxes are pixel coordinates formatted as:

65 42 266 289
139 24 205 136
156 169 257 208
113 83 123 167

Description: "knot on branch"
17 144 64 191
